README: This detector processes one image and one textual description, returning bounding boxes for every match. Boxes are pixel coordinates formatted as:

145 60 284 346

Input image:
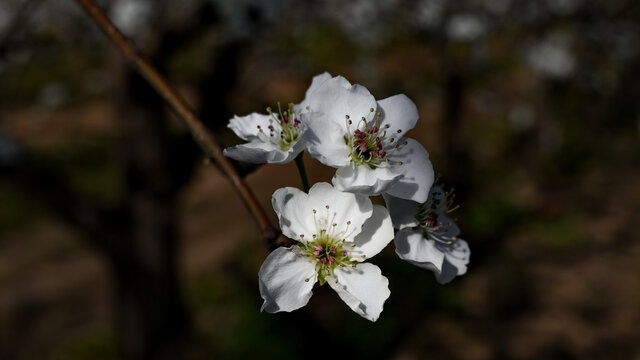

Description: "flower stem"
294 153 310 192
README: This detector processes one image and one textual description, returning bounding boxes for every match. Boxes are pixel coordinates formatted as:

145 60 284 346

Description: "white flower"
384 186 470 284
223 73 332 164
259 182 394 321
304 75 435 203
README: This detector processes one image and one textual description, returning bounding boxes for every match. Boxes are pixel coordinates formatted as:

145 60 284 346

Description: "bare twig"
73 0 279 244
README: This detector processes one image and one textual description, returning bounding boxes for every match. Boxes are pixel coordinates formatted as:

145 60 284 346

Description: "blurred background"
0 0 639 359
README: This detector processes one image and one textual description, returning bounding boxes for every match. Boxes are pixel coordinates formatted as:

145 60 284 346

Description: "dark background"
0 0 639 359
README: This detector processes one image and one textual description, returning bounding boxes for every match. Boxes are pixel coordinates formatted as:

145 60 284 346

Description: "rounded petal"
332 163 402 196
223 140 301 164
227 113 273 141
436 239 470 284
386 138 435 203
377 94 419 136
259 247 318 313
349 205 394 260
296 72 333 112
305 182 373 241
272 187 317 240
382 194 420 229
307 76 377 130
304 112 351 167
328 263 390 322
272 183 374 242
394 228 445 272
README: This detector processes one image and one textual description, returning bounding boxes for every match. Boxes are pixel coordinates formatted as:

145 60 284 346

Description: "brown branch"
73 0 279 244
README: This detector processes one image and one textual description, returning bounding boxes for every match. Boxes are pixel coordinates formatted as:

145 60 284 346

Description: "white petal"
328 263 390 322
428 185 446 203
304 112 351 167
394 228 445 272
296 72 333 112
386 138 435 203
382 194 420 229
377 94 419 136
305 182 373 241
307 76 377 130
436 239 470 284
272 187 317 240
227 113 273 141
259 247 318 313
332 163 402 196
223 140 301 164
272 183 373 241
349 205 394 260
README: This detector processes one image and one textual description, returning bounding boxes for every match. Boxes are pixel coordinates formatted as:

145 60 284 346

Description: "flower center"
415 187 460 245
295 206 360 285
258 102 303 151
344 109 407 169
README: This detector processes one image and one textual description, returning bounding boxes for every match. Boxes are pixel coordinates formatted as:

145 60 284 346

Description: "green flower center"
259 102 302 151
344 109 406 169
297 230 357 285
415 187 460 245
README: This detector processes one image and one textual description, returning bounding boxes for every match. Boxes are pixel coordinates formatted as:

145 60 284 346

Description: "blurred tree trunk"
108 50 189 359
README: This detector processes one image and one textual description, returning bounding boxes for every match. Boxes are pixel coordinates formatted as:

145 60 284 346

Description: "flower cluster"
224 73 470 321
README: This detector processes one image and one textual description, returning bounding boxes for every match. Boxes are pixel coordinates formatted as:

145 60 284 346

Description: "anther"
325 205 330 209
304 278 310 282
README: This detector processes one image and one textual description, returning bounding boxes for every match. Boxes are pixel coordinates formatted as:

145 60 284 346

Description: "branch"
73 0 279 245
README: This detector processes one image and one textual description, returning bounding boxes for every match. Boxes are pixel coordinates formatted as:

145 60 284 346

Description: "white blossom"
259 182 394 321
304 74 435 203
384 186 470 284
223 73 331 164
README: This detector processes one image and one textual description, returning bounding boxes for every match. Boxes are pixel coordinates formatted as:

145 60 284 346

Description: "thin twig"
73 0 279 244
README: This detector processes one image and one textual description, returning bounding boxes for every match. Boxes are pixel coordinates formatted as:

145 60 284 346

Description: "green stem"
294 152 310 192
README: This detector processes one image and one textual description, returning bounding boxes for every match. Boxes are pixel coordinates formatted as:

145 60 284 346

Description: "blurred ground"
1 0 639 359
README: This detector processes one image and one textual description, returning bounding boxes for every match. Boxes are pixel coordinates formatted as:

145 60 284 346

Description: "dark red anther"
372 150 380 158
294 118 301 126
355 129 366 139
357 140 368 153
283 117 289 124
